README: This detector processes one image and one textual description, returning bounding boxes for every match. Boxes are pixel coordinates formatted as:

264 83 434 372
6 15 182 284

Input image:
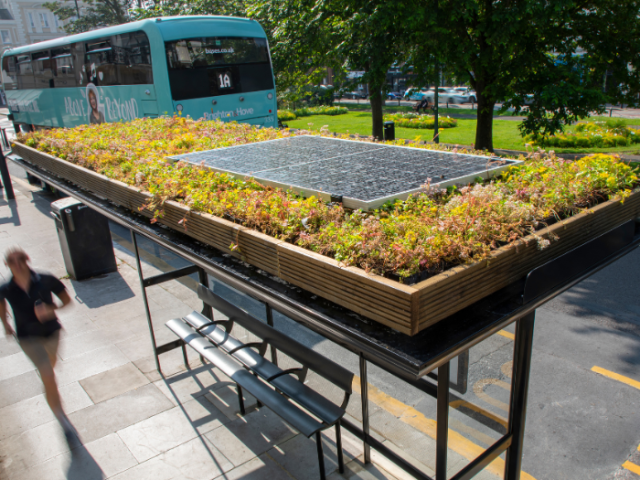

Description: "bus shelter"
13 155 640 480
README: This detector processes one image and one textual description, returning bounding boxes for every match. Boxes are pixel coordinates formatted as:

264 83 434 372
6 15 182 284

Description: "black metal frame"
13 157 640 480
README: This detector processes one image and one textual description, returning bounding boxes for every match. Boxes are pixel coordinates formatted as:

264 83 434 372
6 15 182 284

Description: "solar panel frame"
170 135 521 210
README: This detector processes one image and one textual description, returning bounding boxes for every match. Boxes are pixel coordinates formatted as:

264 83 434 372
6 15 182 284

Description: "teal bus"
1 16 277 131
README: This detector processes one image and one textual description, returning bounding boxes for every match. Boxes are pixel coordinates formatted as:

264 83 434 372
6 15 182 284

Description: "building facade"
0 0 78 54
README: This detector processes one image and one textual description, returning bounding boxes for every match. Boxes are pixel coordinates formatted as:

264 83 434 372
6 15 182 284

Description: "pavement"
1 139 640 479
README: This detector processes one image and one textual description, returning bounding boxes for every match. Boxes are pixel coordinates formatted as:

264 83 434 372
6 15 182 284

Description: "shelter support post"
360 353 371 464
131 231 161 374
505 311 536 480
436 361 450 480
130 230 208 376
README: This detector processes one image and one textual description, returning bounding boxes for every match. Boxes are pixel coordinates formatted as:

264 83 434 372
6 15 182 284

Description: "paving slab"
154 363 234 406
327 456 399 480
117 396 228 462
204 408 298 467
58 329 120 361
0 350 36 382
0 370 44 409
79 362 150 404
0 334 22 358
267 425 362 480
0 420 70 478
0 381 92 441
219 453 294 480
10 432 138 480
68 383 173 444
204 382 259 421
54 344 130 387
112 436 233 480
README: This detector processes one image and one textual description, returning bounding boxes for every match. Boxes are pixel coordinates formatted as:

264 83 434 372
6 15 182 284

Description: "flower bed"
293 106 349 117
527 120 640 148
383 113 458 129
277 106 348 121
278 109 297 121
15 116 640 334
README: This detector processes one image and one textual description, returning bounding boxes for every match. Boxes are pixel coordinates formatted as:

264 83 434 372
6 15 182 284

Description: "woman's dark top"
0 270 65 338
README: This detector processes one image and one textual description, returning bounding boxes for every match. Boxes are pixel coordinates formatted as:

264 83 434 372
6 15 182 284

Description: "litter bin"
51 197 117 280
383 121 395 141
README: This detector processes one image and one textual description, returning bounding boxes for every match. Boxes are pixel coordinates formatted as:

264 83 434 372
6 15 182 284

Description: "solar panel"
170 136 520 210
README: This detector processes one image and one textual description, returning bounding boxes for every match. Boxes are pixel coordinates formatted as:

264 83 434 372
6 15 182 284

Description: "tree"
44 0 131 33
130 0 247 20
252 0 411 139
411 0 640 151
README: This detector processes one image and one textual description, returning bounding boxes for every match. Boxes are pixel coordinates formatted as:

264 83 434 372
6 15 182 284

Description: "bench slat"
183 311 345 425
166 318 324 438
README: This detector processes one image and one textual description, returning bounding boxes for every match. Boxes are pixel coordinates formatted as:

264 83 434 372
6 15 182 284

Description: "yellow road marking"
473 378 511 412
623 461 640 475
449 399 508 429
353 377 536 480
501 361 513 379
591 366 640 391
497 330 515 340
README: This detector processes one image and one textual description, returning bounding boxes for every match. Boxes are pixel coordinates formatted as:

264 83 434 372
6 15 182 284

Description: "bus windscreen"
165 37 274 101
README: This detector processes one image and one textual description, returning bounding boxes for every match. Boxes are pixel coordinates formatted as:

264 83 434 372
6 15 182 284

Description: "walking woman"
0 247 78 445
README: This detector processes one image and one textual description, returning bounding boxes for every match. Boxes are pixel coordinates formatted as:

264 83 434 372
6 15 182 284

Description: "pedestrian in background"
0 247 78 445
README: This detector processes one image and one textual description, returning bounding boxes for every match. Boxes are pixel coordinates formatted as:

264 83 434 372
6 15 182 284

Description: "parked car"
387 92 403 100
342 91 367 99
452 87 477 103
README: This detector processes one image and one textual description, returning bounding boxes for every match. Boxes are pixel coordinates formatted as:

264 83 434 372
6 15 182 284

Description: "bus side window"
32 50 54 89
2 55 17 90
52 46 78 88
85 37 116 86
113 32 153 85
15 54 35 90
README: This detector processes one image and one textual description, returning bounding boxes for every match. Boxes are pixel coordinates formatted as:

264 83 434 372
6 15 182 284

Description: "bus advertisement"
1 16 278 131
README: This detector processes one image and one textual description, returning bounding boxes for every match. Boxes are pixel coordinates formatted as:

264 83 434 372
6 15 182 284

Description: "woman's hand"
34 301 56 322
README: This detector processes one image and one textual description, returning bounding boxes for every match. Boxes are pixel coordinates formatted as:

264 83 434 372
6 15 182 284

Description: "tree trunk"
369 85 384 140
474 87 496 151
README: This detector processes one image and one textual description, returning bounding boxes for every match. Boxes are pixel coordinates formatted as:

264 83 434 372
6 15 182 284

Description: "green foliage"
19 118 639 280
251 0 412 139
384 113 457 130
294 106 348 117
130 0 247 21
278 110 297 121
44 0 130 33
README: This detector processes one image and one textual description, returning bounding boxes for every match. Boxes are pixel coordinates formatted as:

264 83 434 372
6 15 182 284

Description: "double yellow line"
353 376 536 479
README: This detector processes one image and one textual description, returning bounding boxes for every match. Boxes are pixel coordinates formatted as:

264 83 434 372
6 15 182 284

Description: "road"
4 127 640 480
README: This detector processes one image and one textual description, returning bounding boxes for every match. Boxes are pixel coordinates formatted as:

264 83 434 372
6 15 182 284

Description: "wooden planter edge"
13 141 640 336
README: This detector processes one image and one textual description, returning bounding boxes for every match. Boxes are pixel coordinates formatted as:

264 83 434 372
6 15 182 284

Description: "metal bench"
166 284 354 480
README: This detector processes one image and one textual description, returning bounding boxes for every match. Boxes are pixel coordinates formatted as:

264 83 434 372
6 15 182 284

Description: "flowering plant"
527 120 640 148
19 117 639 281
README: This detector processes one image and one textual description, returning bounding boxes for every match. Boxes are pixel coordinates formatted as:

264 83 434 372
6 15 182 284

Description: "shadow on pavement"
70 271 135 308
66 445 105 480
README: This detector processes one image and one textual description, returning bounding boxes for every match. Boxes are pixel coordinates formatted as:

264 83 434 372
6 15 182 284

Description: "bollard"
383 121 395 141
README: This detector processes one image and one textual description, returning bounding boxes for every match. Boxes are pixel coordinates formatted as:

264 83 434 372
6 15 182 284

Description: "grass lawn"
286 111 640 154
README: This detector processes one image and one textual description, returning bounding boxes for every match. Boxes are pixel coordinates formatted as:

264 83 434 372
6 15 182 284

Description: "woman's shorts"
19 330 60 377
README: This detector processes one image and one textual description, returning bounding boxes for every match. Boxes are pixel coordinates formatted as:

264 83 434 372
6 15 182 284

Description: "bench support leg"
237 385 246 416
336 422 344 473
316 431 326 480
181 342 189 370
200 354 206 365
